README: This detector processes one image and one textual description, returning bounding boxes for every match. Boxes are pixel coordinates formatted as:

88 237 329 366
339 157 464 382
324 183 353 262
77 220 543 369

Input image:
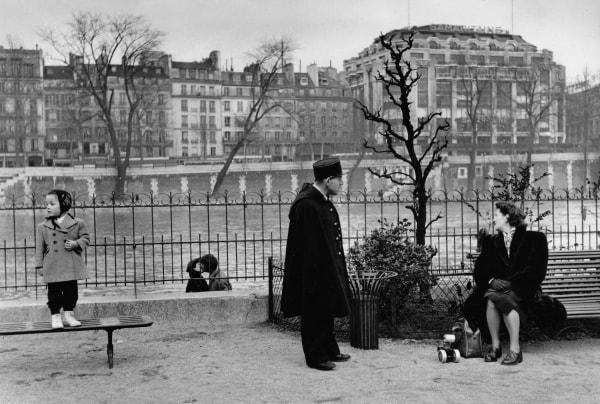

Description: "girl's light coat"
35 215 90 283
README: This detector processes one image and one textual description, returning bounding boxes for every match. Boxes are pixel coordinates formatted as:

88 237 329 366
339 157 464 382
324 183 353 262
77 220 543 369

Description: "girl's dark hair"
495 201 526 228
200 254 219 273
47 189 73 214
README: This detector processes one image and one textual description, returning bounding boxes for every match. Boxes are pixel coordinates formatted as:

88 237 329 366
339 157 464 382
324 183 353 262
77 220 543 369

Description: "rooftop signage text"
428 24 510 35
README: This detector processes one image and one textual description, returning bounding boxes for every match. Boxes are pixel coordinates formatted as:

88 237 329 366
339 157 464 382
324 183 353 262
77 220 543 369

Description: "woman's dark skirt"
485 288 527 323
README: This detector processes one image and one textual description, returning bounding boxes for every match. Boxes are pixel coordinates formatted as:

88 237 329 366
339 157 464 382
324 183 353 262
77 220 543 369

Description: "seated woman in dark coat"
468 201 548 365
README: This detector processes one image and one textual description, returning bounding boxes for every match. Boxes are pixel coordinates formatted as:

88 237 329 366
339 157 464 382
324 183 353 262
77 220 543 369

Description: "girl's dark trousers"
47 280 78 314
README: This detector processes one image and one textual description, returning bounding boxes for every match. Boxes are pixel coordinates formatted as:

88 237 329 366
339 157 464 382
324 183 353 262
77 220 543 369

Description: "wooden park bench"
467 250 600 320
0 315 153 368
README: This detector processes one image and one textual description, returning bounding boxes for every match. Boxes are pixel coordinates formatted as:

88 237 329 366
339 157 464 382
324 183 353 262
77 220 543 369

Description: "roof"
44 66 74 80
381 24 535 47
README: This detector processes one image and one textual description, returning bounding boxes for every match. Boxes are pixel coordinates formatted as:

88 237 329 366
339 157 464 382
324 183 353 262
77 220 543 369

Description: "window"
182 131 188 142
146 111 153 125
471 55 485 65
497 82 512 108
209 131 216 142
417 67 429 107
119 110 127 124
209 87 215 96
436 81 452 108
237 101 243 113
236 87 243 96
430 54 445 64
182 147 188 157
224 101 230 111
457 167 467 179
158 94 165 105
181 100 188 112
224 131 231 140
181 85 187 95
210 147 216 156
223 87 230 96
159 111 166 123
181 115 188 128
224 117 231 127
200 100 206 113
119 93 127 105
450 54 466 65
209 116 216 128
209 101 215 113
490 55 504 66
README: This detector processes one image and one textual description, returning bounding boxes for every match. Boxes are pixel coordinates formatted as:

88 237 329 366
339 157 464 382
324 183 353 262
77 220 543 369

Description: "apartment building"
171 51 222 159
0 47 45 167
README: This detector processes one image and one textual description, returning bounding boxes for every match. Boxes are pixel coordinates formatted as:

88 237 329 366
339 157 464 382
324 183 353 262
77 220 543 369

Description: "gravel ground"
1 322 600 404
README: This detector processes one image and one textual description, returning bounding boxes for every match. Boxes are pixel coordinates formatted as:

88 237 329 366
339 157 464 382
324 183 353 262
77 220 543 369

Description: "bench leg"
107 329 114 369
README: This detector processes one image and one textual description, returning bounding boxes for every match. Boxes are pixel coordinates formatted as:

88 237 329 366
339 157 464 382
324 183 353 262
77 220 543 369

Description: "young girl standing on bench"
35 190 90 329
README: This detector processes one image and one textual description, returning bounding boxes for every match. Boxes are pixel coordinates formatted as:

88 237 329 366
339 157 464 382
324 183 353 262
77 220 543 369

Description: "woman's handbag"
451 318 483 358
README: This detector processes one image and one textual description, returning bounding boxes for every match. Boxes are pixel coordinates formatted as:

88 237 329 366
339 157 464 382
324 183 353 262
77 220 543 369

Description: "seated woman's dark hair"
495 201 526 228
200 254 219 273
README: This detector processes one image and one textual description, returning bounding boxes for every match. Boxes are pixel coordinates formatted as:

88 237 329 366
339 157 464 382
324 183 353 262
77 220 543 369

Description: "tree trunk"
211 139 246 197
114 160 128 196
346 149 367 193
414 185 428 246
468 132 477 189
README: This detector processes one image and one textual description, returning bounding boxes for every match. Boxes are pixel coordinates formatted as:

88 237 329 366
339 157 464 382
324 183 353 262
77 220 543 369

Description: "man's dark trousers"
301 306 340 366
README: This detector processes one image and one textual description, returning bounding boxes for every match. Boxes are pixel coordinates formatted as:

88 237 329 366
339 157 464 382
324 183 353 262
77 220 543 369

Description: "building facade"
171 51 222 160
0 48 45 167
344 25 567 178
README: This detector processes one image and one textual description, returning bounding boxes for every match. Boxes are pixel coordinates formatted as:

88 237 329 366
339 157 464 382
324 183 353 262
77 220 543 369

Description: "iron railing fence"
268 257 474 339
2 187 600 293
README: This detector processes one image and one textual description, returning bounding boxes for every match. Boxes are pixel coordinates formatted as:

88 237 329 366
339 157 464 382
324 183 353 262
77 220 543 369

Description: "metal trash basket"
348 271 398 349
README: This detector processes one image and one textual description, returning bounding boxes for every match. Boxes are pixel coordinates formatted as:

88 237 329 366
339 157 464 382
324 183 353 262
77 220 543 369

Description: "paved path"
1 322 600 403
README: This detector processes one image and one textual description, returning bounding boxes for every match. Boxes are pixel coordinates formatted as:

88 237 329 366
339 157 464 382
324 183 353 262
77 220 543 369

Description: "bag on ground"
451 318 483 358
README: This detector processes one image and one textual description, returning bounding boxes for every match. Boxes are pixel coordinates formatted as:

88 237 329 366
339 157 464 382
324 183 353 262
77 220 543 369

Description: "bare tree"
501 63 564 166
356 32 450 245
211 37 294 197
568 68 600 186
41 12 165 193
456 67 493 189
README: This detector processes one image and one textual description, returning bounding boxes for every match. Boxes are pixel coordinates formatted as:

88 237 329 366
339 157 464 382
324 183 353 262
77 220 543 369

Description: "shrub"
347 218 437 329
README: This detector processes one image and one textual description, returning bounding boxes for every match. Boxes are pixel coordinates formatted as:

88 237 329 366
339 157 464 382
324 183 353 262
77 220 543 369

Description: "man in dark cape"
281 157 351 371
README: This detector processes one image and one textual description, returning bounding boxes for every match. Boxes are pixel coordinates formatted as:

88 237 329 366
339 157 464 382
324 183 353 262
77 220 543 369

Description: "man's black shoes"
329 353 351 362
307 360 336 371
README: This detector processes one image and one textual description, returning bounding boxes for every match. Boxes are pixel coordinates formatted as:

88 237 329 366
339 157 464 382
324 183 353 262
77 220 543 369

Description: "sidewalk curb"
0 290 269 327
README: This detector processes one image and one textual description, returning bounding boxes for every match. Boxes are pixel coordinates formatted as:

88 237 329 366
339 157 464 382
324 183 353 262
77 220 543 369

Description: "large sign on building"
426 24 510 35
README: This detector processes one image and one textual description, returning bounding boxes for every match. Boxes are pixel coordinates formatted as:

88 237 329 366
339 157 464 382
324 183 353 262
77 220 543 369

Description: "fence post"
268 256 274 321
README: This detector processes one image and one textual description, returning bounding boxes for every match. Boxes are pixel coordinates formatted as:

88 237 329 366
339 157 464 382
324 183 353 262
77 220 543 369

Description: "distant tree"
456 67 493 189
568 68 600 187
500 63 565 166
41 12 165 194
210 37 295 197
356 32 450 245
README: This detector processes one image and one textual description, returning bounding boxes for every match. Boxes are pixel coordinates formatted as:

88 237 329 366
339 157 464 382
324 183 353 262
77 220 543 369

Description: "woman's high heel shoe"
501 350 523 365
484 346 502 362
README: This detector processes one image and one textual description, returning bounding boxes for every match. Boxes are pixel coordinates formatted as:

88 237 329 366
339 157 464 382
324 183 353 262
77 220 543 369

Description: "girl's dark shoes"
501 350 523 365
484 346 502 362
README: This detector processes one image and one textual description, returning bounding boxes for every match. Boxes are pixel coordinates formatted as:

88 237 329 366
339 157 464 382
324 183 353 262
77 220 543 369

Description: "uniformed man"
281 157 351 371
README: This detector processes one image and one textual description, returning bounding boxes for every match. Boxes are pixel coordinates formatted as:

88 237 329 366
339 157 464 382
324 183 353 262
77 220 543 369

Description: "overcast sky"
2 0 598 83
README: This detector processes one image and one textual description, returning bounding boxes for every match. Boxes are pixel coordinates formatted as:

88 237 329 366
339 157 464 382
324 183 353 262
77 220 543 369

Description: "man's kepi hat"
313 157 342 181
